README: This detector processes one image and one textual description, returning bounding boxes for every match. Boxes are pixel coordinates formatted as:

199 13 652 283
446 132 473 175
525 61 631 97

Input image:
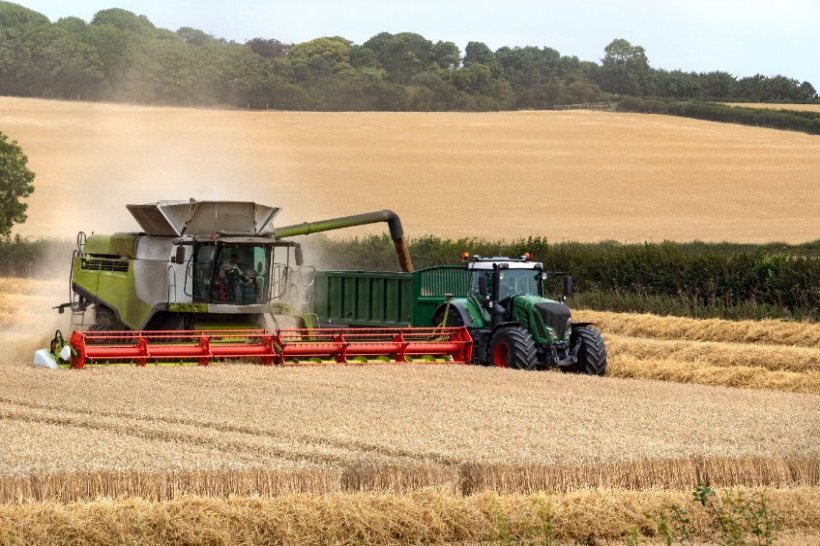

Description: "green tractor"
428 255 606 373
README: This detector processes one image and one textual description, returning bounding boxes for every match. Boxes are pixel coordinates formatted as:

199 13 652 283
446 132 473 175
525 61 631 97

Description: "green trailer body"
310 266 472 328
310 271 413 327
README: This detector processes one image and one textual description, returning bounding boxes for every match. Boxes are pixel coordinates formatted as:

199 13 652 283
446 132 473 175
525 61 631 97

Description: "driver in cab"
219 252 255 303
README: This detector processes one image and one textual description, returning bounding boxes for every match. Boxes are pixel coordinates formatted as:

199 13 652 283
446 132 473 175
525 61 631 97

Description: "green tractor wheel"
565 326 607 375
489 327 537 370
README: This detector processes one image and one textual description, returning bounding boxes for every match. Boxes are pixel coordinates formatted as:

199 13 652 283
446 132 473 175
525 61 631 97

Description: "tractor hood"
534 301 572 337
127 200 280 237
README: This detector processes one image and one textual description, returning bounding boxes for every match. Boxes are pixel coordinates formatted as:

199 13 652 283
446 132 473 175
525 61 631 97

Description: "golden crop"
1 488 819 545
2 96 819 243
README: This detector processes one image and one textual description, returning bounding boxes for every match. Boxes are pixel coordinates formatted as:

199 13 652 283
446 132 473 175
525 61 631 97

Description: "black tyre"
565 326 607 375
91 306 125 331
489 326 537 370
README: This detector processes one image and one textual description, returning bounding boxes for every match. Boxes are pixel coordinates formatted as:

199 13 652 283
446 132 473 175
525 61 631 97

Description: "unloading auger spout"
274 209 414 273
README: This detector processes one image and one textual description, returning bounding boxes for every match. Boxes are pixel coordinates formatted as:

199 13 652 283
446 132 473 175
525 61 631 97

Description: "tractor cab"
468 257 548 303
464 255 572 320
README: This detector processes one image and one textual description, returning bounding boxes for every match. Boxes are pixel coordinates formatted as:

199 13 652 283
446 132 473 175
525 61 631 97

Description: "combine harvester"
35 200 471 369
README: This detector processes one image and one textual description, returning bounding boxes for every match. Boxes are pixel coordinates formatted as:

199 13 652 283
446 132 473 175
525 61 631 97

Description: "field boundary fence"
554 102 616 111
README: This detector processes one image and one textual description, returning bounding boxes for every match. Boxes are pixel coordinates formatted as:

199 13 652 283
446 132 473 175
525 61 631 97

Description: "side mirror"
173 245 185 264
563 275 573 297
478 276 488 296
294 245 304 266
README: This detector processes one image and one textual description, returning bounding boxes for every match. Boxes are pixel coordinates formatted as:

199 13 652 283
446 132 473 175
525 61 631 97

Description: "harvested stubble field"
0 277 818 505
2 96 820 243
1 283 820 544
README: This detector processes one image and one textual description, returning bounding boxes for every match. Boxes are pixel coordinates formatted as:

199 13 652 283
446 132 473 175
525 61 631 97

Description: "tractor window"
471 269 542 300
498 270 542 299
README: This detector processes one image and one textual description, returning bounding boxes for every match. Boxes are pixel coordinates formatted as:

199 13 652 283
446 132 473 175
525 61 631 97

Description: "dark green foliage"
307 235 820 321
3 234 818 320
0 131 35 237
617 97 820 135
2 3 813 111
659 486 777 545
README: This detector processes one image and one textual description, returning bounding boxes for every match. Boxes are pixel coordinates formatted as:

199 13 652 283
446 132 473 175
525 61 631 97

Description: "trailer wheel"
489 327 537 369
565 326 607 375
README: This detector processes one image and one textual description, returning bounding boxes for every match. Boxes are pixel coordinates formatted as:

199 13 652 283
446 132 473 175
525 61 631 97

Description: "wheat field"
2 96 820 542
1 277 818 505
2 97 819 243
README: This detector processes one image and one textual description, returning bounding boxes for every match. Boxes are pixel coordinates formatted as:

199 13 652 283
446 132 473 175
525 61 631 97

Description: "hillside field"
1 96 819 243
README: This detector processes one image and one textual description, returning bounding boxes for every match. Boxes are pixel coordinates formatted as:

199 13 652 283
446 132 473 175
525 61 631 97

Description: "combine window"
191 243 272 304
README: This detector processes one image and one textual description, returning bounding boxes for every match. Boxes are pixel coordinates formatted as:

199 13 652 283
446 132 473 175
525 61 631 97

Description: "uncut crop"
3 96 820 243
576 309 820 347
1 488 819 546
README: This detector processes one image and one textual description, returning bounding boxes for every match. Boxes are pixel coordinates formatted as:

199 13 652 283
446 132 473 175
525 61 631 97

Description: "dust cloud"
0 278 72 364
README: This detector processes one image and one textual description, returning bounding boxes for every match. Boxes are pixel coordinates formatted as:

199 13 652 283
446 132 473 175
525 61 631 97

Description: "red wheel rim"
493 342 509 367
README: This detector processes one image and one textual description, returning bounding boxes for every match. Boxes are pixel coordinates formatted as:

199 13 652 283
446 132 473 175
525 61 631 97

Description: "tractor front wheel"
565 326 607 375
489 327 537 369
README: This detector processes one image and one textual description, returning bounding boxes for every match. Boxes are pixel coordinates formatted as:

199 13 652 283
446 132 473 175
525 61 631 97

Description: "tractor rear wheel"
565 326 607 375
489 327 537 369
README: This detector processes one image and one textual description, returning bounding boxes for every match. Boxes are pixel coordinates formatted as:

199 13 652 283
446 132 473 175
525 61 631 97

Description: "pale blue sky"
16 0 820 88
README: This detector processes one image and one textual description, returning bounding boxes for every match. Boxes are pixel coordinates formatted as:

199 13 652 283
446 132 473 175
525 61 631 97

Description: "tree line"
0 2 816 111
2 233 816 320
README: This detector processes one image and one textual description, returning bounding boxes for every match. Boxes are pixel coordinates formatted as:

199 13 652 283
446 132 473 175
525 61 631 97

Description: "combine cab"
38 200 471 369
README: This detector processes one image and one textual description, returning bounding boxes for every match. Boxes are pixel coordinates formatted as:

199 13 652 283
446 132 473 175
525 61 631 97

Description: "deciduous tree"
0 132 35 237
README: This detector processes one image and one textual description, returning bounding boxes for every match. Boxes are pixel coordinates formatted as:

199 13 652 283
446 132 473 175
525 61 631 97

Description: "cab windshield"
471 268 542 300
191 243 271 304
